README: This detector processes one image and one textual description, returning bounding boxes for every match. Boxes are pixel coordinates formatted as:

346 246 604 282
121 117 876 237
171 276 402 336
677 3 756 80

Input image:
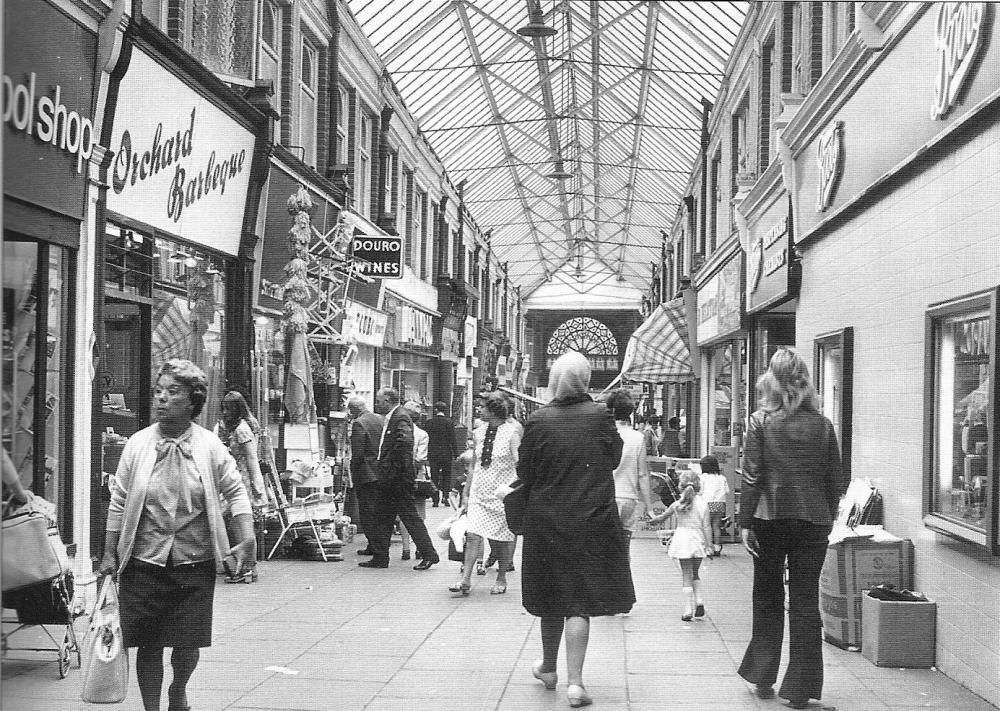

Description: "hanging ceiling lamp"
517 0 556 37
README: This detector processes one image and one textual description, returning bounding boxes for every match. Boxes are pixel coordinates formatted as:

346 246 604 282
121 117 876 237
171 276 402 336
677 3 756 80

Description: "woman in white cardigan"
100 359 254 711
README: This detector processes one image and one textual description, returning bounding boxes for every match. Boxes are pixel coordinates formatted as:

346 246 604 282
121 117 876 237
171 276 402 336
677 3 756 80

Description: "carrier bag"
2 504 63 592
81 577 129 704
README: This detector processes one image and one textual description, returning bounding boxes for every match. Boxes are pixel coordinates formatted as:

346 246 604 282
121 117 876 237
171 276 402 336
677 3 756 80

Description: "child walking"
648 469 714 621
697 454 730 556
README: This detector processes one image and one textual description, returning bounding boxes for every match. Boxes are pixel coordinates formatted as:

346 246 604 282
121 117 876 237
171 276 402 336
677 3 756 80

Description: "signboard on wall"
341 300 387 348
106 48 255 255
697 255 743 344
747 207 798 313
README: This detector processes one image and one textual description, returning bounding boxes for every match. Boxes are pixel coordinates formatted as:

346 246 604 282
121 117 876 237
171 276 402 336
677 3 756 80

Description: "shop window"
709 344 734 447
814 327 853 477
924 289 998 550
3 239 73 535
298 35 318 167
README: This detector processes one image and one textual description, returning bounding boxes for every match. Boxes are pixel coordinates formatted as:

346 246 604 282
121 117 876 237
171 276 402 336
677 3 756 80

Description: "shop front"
3 0 99 546
741 174 799 418
786 4 1000 702
95 31 269 553
694 249 746 463
381 293 439 409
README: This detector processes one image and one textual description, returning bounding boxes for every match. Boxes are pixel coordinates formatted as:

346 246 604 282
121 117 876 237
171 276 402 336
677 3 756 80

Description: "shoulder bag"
502 479 530 535
81 576 129 704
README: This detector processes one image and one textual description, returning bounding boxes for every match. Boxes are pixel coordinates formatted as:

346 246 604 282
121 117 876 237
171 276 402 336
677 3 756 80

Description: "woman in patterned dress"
449 391 521 595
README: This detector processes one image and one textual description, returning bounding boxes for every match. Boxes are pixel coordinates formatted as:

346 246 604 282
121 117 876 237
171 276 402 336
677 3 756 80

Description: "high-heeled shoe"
566 684 592 707
448 581 471 596
694 603 705 617
476 561 487 575
531 660 557 690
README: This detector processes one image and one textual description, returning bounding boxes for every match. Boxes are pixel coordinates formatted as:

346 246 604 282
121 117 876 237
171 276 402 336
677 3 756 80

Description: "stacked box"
861 593 936 668
819 537 913 649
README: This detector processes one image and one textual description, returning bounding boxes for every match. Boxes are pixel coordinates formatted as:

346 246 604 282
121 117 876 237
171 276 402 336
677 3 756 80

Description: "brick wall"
796 123 1000 707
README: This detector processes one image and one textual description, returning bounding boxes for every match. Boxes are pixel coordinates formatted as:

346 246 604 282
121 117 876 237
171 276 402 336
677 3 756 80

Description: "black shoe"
357 548 375 556
786 699 810 709
432 501 440 507
359 559 389 568
401 551 411 561
413 559 438 570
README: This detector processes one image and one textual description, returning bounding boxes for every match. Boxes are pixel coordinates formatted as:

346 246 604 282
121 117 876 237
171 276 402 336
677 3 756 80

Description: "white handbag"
81 577 129 704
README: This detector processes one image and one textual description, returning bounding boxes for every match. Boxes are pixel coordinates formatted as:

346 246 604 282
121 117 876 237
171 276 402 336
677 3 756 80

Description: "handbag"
81 576 129 704
413 478 438 499
2 505 63 592
502 479 530 535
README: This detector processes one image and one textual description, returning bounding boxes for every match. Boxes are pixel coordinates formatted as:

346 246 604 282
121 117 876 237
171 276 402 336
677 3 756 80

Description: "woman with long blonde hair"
737 348 850 709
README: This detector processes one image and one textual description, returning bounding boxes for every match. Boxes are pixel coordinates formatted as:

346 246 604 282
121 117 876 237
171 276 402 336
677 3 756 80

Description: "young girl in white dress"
648 469 714 620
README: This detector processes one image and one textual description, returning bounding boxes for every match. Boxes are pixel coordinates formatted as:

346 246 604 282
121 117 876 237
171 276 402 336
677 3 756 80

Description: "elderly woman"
100 359 254 711
517 351 633 708
737 348 850 709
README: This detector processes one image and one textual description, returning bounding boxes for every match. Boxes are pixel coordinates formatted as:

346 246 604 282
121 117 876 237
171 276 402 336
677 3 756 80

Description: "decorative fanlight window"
546 317 620 371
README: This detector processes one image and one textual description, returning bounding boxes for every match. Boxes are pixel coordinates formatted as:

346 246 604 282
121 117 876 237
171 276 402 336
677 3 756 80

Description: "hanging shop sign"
931 3 988 120
441 327 462 363
3 0 97 222
341 300 387 348
351 235 403 279
793 6 1000 243
697 255 743 345
747 209 798 313
107 48 255 255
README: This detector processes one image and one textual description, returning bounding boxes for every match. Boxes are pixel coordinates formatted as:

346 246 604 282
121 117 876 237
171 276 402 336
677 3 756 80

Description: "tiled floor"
3 506 997 710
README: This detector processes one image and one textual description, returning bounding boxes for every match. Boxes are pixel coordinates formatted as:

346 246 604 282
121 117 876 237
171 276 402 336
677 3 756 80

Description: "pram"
2 569 82 678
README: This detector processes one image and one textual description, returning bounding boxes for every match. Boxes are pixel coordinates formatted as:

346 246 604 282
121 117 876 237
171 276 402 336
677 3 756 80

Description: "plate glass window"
930 305 991 534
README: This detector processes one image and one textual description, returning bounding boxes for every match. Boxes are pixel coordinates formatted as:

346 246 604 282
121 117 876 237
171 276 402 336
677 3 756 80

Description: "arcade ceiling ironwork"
347 0 748 305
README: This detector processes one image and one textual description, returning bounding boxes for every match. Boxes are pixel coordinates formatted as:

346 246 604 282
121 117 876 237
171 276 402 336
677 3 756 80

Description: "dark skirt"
120 558 216 648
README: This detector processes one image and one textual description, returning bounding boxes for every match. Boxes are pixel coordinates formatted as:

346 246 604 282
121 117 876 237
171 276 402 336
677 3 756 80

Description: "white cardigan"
106 422 251 575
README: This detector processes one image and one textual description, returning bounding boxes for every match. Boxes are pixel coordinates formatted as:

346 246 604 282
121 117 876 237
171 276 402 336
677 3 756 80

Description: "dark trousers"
355 482 378 542
738 518 830 703
428 460 451 504
369 481 439 564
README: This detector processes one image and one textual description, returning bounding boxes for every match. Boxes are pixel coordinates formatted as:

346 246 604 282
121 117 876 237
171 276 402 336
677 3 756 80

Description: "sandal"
448 581 471 596
490 583 507 595
476 562 487 575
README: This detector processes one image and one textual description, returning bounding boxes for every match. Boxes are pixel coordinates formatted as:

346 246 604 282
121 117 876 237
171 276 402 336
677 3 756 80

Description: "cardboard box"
819 537 913 649
862 593 936 668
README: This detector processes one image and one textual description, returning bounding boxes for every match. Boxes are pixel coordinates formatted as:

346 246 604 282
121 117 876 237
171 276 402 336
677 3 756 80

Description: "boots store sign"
106 49 255 256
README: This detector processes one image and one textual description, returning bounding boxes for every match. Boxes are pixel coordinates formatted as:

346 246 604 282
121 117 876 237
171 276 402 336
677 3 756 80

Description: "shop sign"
464 316 478 358
816 122 843 212
3 0 96 221
441 327 462 363
931 3 987 120
748 210 796 312
3 73 96 173
107 49 255 256
386 295 433 348
351 235 403 279
697 256 742 344
341 300 387 348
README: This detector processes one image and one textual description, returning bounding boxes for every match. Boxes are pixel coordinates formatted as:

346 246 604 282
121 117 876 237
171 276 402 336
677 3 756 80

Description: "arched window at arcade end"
546 317 621 375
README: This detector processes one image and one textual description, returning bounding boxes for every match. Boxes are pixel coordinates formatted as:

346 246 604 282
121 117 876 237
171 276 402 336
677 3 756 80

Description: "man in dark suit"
347 395 383 556
422 401 457 507
359 387 440 570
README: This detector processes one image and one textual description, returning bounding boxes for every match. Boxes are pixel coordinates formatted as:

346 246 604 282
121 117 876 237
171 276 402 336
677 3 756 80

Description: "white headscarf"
548 351 591 401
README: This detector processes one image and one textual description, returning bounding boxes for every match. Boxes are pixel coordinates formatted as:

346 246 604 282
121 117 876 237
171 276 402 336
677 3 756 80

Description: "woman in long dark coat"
517 350 634 708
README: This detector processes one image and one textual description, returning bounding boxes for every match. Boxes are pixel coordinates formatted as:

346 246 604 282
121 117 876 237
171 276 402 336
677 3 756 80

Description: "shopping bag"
1 507 63 592
81 577 129 704
436 513 458 541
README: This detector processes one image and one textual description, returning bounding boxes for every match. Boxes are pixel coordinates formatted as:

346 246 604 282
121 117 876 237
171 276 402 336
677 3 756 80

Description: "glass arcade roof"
346 0 748 308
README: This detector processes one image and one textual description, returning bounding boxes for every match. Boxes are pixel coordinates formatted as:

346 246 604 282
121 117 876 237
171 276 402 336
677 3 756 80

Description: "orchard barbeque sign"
106 49 255 256
111 106 246 223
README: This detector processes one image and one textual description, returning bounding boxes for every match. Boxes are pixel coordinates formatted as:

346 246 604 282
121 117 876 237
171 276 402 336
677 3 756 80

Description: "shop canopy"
615 297 694 385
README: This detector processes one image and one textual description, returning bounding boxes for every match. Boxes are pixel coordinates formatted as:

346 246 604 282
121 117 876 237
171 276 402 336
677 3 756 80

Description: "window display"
928 300 992 535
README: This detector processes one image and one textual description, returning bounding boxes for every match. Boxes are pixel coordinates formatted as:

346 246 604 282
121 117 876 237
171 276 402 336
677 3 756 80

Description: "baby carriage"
2 496 82 678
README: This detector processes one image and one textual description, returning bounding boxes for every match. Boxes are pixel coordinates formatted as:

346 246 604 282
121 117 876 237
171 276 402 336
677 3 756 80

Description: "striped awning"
619 298 694 383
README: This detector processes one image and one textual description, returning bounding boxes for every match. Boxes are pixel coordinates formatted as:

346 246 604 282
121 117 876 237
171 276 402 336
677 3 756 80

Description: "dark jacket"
516 393 634 618
350 411 384 487
423 413 457 464
739 408 850 528
377 405 415 484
